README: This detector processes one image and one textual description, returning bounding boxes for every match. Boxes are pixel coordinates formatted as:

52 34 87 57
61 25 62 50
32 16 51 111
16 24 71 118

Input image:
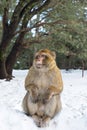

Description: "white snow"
0 69 87 130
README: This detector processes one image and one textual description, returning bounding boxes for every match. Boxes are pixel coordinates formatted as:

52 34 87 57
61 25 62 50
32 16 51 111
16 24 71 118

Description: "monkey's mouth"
36 63 46 69
36 64 43 69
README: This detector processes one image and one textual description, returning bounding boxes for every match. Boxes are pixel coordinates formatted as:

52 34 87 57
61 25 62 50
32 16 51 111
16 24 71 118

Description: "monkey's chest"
34 73 50 89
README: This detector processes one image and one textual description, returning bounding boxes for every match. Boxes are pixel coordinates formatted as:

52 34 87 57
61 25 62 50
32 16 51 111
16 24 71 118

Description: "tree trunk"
6 15 28 76
65 55 71 70
6 31 26 76
82 60 84 77
0 59 7 79
6 43 22 76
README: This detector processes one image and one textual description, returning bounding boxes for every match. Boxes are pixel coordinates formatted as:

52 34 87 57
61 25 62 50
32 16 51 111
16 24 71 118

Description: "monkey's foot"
32 115 51 127
41 116 51 127
32 115 42 127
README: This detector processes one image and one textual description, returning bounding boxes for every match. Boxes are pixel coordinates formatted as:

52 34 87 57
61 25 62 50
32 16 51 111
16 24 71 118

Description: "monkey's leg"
22 92 29 114
55 95 62 113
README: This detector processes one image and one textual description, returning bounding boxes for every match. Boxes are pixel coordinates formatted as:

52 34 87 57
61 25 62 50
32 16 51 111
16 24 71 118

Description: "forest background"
0 0 87 79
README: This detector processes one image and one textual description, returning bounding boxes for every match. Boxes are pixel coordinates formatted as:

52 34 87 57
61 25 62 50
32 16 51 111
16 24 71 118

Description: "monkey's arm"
25 67 35 91
25 82 39 103
49 85 63 96
57 69 63 94
43 69 63 103
43 85 63 104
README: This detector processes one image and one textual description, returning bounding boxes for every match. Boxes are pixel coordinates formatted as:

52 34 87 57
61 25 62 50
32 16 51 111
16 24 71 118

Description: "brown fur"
22 49 63 127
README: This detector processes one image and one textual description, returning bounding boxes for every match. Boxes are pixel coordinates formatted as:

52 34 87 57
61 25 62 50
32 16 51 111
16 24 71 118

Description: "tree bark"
82 60 84 77
6 12 29 76
6 36 25 76
0 59 7 79
6 45 21 76
65 55 71 70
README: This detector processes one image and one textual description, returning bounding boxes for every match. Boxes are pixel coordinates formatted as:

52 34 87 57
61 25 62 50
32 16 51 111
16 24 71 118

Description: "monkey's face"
33 49 56 71
34 53 47 69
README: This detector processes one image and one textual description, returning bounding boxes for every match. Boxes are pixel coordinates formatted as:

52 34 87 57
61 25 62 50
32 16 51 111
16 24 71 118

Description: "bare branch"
13 20 70 35
30 0 51 16
3 7 9 32
20 0 41 17
22 39 41 48
13 0 51 36
9 1 26 32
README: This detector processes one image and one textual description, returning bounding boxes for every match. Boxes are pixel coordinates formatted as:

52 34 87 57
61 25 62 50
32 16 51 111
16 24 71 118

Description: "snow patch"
0 69 87 130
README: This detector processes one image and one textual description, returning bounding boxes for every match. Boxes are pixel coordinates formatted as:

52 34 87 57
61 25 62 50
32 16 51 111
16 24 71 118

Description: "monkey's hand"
27 84 39 103
30 90 38 103
43 86 59 104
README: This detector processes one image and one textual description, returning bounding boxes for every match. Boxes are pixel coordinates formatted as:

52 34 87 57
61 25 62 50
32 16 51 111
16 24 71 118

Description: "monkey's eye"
41 54 46 58
35 55 40 59
35 54 47 59
35 55 43 59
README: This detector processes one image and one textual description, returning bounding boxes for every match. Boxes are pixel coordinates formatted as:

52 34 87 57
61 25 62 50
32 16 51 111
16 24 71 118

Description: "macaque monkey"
22 49 63 127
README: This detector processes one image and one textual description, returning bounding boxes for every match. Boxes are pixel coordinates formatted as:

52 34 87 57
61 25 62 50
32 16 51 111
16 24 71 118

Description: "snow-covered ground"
0 69 87 130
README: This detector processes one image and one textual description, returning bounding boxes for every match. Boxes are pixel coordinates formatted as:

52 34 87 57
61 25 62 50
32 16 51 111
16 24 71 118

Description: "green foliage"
14 48 33 69
0 0 87 70
17 0 87 69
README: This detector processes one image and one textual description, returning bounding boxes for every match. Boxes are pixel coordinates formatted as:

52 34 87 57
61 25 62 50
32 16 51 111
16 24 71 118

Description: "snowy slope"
0 69 87 130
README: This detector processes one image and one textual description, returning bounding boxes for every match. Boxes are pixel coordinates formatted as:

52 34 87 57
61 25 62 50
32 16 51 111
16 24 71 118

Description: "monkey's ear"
51 51 56 59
